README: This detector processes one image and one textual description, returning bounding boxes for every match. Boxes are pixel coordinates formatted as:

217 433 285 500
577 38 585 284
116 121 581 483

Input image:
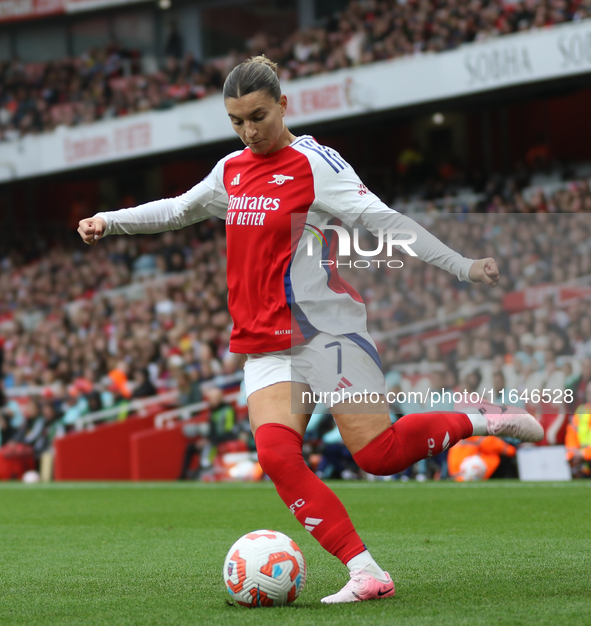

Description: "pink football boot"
321 570 395 604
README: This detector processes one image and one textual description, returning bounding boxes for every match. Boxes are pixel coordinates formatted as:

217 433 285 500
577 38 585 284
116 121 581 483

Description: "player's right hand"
78 217 106 245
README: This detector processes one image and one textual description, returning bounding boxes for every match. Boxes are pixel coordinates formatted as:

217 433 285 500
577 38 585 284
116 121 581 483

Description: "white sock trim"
466 412 488 436
346 550 389 582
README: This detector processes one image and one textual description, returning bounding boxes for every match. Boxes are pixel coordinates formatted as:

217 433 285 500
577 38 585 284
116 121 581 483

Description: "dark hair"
223 55 281 102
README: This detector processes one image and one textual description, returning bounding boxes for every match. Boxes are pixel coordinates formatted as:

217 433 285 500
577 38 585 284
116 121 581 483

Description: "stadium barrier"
130 391 241 480
154 399 208 429
54 409 164 480
130 411 210 481
0 443 36 480
52 387 241 480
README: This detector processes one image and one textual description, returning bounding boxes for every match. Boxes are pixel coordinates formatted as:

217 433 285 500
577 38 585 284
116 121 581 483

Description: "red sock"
255 423 365 564
354 411 473 475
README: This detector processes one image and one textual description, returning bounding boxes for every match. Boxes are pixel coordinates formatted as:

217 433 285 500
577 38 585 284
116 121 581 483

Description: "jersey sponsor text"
228 194 280 211
226 211 266 226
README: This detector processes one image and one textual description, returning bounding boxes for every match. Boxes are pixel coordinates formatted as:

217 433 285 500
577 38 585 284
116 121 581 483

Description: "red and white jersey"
96 136 473 354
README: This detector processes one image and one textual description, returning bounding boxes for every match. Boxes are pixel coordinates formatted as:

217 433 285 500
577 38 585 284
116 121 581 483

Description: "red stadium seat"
217 440 248 455
536 409 568 446
0 444 36 481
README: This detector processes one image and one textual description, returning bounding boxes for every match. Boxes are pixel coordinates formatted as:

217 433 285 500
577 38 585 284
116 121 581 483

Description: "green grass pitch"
0 481 589 625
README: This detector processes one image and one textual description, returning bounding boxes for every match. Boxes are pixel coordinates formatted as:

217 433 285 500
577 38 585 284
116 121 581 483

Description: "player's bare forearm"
78 217 107 245
468 257 499 287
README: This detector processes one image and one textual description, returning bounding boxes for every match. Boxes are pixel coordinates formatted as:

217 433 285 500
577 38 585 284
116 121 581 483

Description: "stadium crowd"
1 0 590 138
1 168 591 481
0 221 238 392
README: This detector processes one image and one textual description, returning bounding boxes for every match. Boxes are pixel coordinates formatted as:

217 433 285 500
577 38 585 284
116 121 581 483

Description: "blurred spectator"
397 143 424 184
61 385 88 426
566 380 591 477
165 21 184 60
159 232 186 273
448 436 517 481
0 384 24 445
308 409 359 480
107 363 132 400
526 134 553 171
41 400 65 445
9 398 48 460
174 368 203 406
178 387 238 480
570 358 591 410
131 368 157 399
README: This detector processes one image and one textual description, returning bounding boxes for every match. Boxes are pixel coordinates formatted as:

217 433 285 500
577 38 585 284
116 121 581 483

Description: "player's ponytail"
223 55 281 102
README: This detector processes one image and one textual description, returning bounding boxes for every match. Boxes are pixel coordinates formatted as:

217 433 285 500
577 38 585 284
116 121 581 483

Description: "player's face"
225 91 288 155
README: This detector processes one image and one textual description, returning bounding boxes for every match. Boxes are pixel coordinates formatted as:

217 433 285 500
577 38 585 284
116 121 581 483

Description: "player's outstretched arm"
78 217 107 245
468 257 499 287
82 157 232 240
299 139 499 287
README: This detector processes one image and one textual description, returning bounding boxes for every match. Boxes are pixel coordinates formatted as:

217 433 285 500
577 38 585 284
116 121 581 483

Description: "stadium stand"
2 0 591 481
1 0 589 138
1 177 589 392
1 170 590 481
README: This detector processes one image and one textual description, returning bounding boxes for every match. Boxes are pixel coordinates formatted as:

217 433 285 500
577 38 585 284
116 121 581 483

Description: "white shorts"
243 331 386 409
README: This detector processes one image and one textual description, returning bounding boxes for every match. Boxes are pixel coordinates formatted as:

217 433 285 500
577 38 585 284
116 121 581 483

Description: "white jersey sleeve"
356 202 474 282
294 137 474 282
293 137 378 228
94 152 240 236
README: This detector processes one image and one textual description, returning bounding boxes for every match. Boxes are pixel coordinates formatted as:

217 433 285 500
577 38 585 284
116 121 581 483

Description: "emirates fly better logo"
304 223 417 269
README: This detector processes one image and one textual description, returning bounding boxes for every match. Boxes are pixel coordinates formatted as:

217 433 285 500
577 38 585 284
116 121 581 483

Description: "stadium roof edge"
0 0 149 24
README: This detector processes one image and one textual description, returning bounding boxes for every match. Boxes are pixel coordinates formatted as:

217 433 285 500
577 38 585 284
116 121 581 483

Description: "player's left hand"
469 257 499 287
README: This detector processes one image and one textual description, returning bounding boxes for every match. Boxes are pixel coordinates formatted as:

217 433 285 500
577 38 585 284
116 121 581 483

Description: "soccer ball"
459 454 487 481
223 529 306 607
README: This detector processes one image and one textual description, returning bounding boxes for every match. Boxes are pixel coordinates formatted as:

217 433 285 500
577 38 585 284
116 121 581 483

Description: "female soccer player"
78 56 543 604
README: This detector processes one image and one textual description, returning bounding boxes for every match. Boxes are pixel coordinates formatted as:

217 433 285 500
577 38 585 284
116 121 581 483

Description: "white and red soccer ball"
223 529 306 607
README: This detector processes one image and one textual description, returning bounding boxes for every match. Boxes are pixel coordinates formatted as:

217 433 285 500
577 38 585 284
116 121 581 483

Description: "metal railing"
73 390 179 431
71 371 244 431
154 391 241 429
